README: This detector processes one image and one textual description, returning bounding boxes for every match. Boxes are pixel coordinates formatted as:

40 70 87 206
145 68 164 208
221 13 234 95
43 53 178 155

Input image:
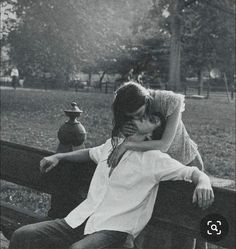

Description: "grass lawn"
0 88 235 249
1 88 235 180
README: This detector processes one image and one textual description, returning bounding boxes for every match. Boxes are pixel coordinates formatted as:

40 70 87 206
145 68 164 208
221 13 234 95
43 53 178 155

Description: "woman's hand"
108 142 127 169
108 133 148 170
122 121 137 137
192 182 214 210
133 117 160 135
40 155 60 174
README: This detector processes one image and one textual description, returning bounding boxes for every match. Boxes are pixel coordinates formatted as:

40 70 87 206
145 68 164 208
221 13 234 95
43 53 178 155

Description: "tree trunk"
56 72 67 89
197 69 203 95
99 71 106 91
88 72 92 87
168 0 183 91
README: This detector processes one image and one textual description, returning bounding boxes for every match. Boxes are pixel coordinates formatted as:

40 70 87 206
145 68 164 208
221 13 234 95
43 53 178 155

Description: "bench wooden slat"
1 140 53 193
153 181 236 248
0 201 48 239
0 140 95 195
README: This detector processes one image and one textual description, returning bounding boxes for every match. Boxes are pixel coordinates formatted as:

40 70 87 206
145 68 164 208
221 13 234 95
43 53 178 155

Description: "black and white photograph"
0 1 235 249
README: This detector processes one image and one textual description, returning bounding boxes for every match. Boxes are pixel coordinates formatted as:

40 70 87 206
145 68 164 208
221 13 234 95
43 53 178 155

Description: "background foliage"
2 0 235 89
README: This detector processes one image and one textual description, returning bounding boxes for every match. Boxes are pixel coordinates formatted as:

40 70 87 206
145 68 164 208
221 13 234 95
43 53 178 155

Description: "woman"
108 81 206 249
108 81 203 169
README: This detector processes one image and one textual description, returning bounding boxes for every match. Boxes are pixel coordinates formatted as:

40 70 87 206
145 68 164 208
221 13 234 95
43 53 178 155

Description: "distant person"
11 66 19 89
127 68 134 81
137 71 145 85
19 78 24 88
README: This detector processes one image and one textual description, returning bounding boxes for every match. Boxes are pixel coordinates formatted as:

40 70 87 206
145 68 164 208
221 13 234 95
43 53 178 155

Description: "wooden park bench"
0 139 235 248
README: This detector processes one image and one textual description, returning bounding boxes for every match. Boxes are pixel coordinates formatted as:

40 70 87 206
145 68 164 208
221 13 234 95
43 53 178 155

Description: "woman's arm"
124 104 181 152
40 149 90 173
108 105 182 168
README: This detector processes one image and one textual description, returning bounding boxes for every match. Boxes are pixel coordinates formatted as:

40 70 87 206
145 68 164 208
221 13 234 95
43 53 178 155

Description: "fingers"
203 189 214 209
202 189 208 209
192 189 197 203
209 189 215 206
108 144 126 170
39 158 48 173
133 119 157 134
39 156 58 174
122 123 137 136
108 151 120 170
107 152 112 167
45 162 57 173
197 190 203 208
108 152 115 168
204 190 210 209
206 189 214 209
193 187 215 210
108 149 118 169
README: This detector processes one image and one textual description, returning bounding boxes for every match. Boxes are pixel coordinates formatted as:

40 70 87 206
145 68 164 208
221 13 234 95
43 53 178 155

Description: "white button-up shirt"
65 139 197 241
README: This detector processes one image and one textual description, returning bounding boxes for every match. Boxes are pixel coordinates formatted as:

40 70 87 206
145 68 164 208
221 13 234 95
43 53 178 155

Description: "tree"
0 1 18 43
115 0 170 84
182 0 235 92
156 0 235 91
5 0 154 88
7 0 92 87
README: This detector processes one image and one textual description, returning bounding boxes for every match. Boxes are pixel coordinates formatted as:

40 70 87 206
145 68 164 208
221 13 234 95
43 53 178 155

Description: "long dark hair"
111 81 151 149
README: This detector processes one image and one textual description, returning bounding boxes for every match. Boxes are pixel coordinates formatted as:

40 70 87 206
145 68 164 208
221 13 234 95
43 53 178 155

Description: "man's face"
133 115 161 135
126 105 161 135
125 104 146 121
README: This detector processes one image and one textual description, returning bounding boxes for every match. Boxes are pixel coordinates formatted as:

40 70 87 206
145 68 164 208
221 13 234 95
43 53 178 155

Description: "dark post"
48 102 87 218
184 85 187 96
165 82 168 90
231 84 235 100
198 86 201 95
105 81 108 94
206 84 210 99
75 81 79 92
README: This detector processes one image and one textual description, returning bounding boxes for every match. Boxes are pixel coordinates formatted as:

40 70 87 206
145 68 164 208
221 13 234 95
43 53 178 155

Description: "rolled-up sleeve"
153 155 198 183
89 144 105 164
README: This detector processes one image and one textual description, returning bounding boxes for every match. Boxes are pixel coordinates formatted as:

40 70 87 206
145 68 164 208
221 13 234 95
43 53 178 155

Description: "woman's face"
125 104 146 120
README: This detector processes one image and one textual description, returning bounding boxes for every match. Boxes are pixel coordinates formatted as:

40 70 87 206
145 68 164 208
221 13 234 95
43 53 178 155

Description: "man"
9 129 214 249
137 71 145 85
9 140 214 249
11 66 19 89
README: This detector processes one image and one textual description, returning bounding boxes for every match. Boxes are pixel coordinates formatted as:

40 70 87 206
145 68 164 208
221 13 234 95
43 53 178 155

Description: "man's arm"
191 167 214 209
40 149 90 173
155 157 214 210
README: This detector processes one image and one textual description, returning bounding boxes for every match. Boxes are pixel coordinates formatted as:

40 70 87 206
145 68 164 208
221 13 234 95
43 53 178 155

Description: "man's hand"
40 155 60 174
192 181 214 210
